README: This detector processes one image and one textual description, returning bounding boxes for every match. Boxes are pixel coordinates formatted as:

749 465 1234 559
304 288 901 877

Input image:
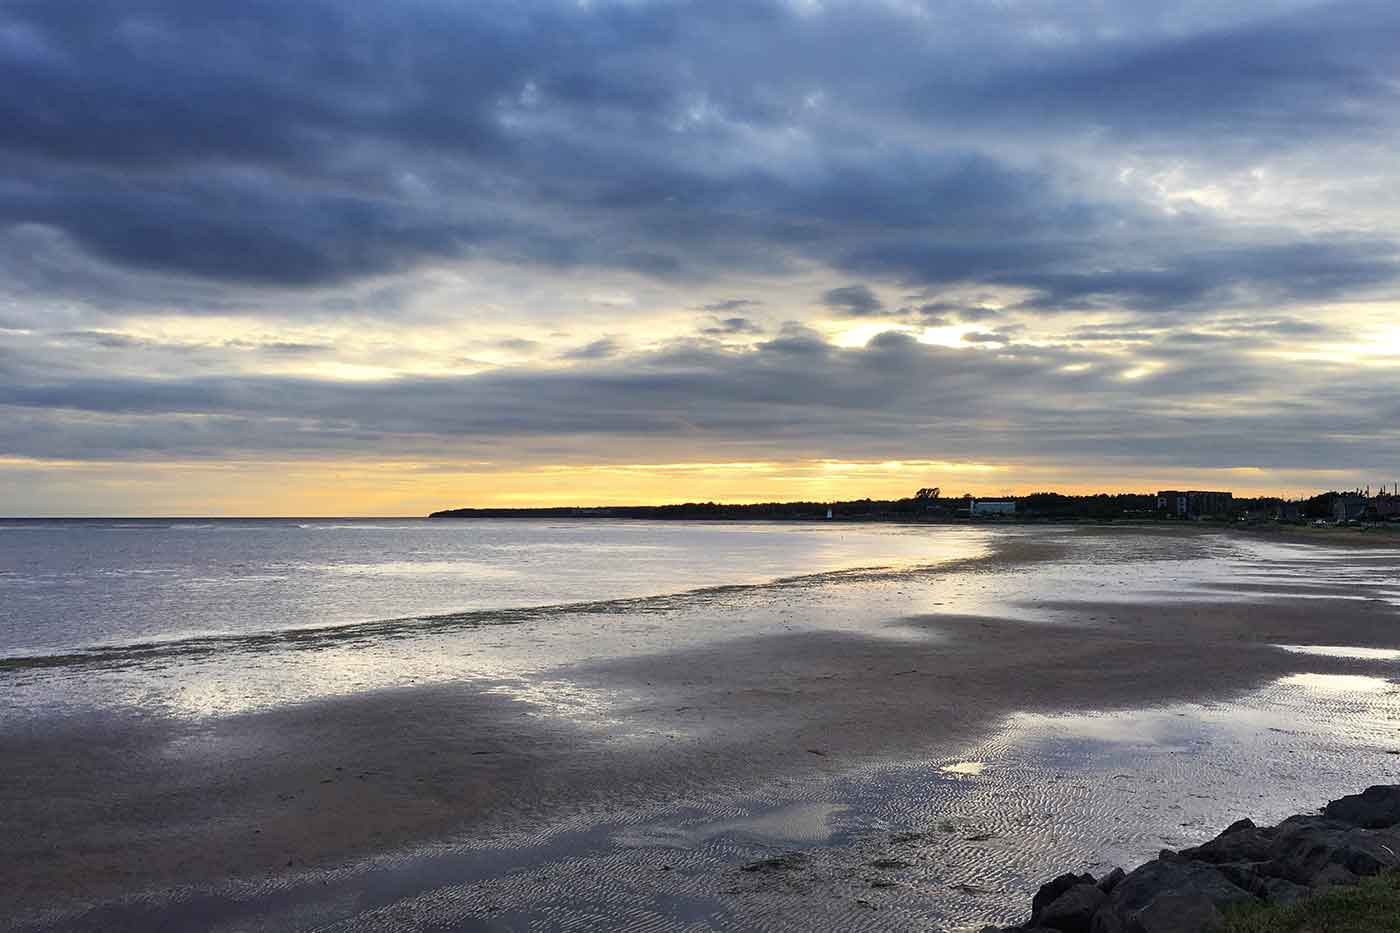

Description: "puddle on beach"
1280 672 1397 693
28 668 1400 933
615 802 850 850
1275 643 1400 661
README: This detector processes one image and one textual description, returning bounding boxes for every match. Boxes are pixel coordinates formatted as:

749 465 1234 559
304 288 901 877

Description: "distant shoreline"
427 502 1400 539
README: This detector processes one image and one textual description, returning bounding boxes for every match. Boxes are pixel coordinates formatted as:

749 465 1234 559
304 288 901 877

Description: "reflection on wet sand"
5 526 1400 932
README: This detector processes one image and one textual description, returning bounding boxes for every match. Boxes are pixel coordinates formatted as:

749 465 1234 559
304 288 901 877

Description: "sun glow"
828 322 915 348
0 454 1361 516
918 324 984 348
1119 362 1162 380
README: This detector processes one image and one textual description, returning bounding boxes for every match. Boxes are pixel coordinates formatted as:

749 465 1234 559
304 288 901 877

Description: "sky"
2 0 1399 515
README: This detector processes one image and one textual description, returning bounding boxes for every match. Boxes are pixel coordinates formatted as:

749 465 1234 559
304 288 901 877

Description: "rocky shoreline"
984 785 1400 933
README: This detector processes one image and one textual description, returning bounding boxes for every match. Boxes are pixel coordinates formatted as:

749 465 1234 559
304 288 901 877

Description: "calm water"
0 518 985 657
5 521 1400 932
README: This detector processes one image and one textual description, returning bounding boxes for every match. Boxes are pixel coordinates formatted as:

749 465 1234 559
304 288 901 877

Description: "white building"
970 499 1016 516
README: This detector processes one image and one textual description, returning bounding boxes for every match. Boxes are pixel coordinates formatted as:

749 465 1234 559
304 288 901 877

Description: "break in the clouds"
1 0 1399 511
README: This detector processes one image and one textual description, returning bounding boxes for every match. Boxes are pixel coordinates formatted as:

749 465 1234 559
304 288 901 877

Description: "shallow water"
0 518 987 656
26 668 1398 933
5 522 1400 931
4 523 1399 720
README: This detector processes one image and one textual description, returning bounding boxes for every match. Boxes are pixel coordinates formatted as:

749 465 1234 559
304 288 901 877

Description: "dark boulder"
1258 876 1310 905
1322 784 1400 829
1178 824 1275 865
1108 858 1257 915
1125 890 1228 933
1308 863 1360 888
1221 818 1255 835
1030 872 1096 925
989 788 1400 933
1038 883 1108 933
1210 861 1271 898
1089 907 1126 933
1266 816 1400 884
1097 867 1126 895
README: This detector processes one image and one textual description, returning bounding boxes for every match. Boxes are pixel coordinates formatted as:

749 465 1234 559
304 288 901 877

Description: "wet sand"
4 528 1400 930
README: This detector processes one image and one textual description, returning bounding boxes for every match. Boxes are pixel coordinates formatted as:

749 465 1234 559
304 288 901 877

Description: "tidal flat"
2 522 1397 931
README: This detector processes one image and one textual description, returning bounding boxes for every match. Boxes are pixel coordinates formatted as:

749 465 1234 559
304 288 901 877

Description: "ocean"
0 518 988 656
5 520 1400 931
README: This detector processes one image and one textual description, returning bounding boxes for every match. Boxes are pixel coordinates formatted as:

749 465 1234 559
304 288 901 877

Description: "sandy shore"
4 527 1399 929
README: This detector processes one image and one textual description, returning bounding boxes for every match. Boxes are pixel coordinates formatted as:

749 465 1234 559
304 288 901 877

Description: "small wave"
294 523 434 531
319 560 521 578
0 555 981 676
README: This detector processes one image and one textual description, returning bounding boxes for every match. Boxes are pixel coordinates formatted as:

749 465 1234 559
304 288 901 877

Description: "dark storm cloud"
701 317 764 336
563 337 621 360
3 332 1396 474
960 330 1013 345
2 0 1400 486
923 0 1400 146
0 167 495 286
1065 326 1158 343
820 285 885 317
1006 239 1400 313
1 0 1396 301
700 299 760 313
1208 316 1329 337
55 330 330 355
957 307 1001 323
58 330 153 350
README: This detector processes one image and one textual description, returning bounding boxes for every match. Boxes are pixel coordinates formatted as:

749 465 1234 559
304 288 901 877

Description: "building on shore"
1156 490 1234 519
1333 494 1369 523
970 498 1016 517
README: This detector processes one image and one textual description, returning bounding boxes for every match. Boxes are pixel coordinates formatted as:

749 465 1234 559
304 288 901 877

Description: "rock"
1267 815 1400 884
1258 877 1310 905
1101 855 1261 933
1108 859 1257 915
1097 868 1126 895
1031 872 1097 925
1179 824 1275 865
1090 908 1126 933
1309 863 1360 889
1322 785 1400 829
1221 818 1255 835
1125 890 1227 933
1210 861 1270 898
993 789 1400 933
1038 883 1108 933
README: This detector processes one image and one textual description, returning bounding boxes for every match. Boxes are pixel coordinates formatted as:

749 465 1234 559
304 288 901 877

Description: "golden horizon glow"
0 455 1364 517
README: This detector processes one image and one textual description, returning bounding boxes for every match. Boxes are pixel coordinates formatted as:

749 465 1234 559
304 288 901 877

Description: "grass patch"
1224 873 1400 932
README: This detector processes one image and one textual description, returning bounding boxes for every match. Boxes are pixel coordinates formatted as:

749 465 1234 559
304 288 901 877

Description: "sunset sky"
2 0 1399 515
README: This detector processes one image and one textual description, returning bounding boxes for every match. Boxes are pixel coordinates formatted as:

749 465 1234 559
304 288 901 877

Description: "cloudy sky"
2 0 1399 514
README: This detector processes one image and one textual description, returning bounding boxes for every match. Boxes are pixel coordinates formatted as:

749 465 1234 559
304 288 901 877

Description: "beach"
3 522 1399 931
